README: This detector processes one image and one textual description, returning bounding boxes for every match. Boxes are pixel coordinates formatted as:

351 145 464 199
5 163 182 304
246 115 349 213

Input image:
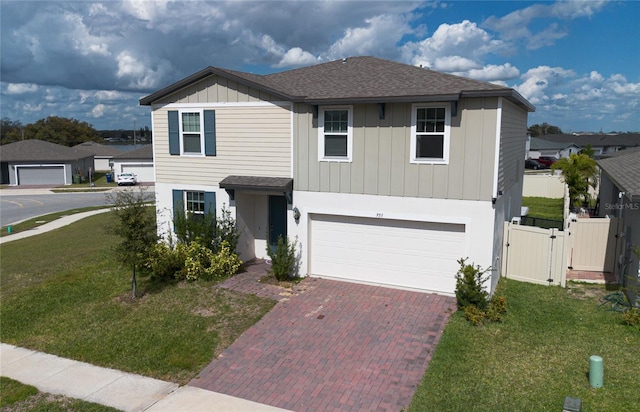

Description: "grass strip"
0 377 118 411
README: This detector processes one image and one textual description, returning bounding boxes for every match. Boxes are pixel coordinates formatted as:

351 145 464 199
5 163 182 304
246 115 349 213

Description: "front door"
268 195 287 251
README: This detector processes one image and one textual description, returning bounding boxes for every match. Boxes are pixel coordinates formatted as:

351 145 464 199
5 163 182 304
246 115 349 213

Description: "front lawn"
0 212 276 384
409 280 640 411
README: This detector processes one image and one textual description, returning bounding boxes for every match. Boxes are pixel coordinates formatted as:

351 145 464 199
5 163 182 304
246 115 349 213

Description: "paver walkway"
192 269 456 411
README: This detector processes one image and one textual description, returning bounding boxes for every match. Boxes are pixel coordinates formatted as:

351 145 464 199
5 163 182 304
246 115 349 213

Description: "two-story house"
140 56 534 295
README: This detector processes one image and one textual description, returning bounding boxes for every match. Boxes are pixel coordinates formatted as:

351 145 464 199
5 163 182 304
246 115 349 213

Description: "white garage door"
310 214 466 294
120 164 154 182
18 166 65 185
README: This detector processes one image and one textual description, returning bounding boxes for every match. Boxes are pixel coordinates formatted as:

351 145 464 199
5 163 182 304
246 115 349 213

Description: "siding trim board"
492 97 503 201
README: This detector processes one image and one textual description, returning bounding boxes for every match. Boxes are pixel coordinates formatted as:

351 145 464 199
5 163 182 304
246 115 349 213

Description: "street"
0 189 154 227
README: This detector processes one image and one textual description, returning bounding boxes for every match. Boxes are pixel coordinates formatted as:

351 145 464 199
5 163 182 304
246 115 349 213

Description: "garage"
119 163 154 182
17 166 65 185
309 214 466 294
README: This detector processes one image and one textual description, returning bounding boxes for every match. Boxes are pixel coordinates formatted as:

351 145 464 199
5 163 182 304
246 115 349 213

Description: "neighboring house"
528 136 581 160
597 148 640 305
140 56 534 295
528 133 640 159
111 145 154 183
0 139 94 186
73 141 123 171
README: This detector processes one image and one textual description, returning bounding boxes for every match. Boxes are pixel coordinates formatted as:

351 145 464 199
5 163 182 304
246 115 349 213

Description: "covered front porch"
220 175 293 262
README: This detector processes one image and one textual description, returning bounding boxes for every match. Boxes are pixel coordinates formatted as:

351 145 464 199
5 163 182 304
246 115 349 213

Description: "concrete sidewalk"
0 209 113 245
0 343 290 412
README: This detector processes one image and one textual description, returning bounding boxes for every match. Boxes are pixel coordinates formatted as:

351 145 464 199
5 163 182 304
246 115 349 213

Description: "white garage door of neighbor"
310 214 465 294
120 164 154 182
18 166 65 185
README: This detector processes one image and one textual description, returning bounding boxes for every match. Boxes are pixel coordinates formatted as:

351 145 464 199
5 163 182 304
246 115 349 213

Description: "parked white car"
116 172 137 186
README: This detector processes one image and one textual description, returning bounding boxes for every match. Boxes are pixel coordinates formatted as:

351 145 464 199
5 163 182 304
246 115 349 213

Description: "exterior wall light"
293 207 301 223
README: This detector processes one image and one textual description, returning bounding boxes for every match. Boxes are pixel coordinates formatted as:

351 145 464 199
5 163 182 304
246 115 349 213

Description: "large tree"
551 153 598 209
1 116 100 146
1 118 24 145
528 123 563 137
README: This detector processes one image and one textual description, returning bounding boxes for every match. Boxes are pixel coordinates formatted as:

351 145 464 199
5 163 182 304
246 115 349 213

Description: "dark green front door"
268 195 287 250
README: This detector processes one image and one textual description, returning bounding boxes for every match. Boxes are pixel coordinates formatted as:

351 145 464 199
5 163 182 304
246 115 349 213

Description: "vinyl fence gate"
502 222 567 287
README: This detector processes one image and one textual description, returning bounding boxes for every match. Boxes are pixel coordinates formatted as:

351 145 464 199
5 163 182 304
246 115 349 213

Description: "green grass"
522 196 564 221
0 377 118 411
409 279 640 412
0 212 276 384
1 206 112 236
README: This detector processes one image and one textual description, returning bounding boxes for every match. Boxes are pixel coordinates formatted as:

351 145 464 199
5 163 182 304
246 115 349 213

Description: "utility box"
563 396 582 412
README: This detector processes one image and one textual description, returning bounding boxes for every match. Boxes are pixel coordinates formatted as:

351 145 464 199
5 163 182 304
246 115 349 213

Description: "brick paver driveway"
191 274 456 411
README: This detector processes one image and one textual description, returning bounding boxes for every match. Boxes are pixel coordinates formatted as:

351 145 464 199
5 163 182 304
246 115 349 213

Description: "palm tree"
551 153 598 209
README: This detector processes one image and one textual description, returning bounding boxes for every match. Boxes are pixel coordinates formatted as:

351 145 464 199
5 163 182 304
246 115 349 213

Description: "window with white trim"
185 191 205 218
411 104 451 164
180 111 204 155
318 106 352 161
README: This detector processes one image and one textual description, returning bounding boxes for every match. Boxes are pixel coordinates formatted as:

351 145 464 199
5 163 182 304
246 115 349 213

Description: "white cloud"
276 48 318 68
91 104 106 118
6 83 39 94
464 63 521 82
515 66 575 105
326 14 412 60
433 56 480 72
403 20 505 69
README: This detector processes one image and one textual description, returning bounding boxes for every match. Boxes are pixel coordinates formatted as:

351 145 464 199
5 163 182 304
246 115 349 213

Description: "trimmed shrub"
267 236 297 281
455 258 490 311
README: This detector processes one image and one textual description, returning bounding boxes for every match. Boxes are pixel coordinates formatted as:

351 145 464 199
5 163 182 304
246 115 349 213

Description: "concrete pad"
85 373 178 412
37 362 124 399
147 386 291 412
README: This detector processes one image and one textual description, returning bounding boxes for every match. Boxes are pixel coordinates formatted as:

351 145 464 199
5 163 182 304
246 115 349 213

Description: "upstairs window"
168 109 216 156
319 106 352 162
181 112 202 154
411 104 450 164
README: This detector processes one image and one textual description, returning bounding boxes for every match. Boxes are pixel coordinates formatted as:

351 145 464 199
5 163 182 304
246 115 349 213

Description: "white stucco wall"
289 191 496 290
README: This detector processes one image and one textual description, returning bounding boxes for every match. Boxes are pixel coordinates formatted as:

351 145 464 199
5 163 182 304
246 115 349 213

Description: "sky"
1 0 639 133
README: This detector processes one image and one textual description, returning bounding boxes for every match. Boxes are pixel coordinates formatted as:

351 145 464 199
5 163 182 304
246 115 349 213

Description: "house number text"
375 213 384 218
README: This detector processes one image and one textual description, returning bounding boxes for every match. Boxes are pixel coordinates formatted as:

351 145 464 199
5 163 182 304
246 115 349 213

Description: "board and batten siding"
153 105 292 185
498 98 528 195
293 97 499 201
151 74 282 105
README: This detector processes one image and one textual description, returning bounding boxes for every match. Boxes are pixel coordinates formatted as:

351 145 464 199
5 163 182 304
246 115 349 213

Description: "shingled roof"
140 56 534 111
112 144 153 160
0 139 93 162
598 149 640 202
73 141 123 157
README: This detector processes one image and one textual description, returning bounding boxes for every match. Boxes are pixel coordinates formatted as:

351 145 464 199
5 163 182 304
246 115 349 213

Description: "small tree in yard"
107 188 158 298
551 153 598 209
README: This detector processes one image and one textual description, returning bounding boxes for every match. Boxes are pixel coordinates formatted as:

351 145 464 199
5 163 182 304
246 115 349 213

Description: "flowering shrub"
184 240 241 281
147 240 241 282
146 242 187 280
463 305 486 326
